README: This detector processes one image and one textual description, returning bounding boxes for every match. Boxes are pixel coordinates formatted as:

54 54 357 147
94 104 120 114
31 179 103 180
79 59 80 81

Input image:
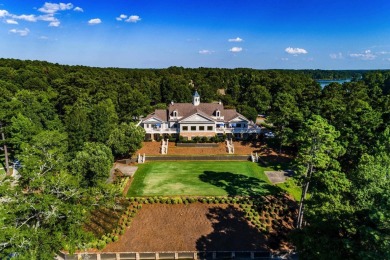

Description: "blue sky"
1 0 390 69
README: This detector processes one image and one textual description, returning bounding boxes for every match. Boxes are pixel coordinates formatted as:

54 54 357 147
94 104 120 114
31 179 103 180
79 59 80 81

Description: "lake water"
316 79 351 88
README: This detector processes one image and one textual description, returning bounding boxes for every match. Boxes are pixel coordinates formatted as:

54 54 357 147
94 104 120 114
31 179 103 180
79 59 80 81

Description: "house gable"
143 117 164 123
229 115 249 123
179 113 215 123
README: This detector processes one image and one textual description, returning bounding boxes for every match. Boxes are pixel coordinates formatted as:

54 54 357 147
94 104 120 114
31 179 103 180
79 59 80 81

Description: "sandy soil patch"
103 204 269 252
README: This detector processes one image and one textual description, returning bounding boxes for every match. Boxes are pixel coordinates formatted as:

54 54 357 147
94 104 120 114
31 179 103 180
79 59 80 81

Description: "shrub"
113 235 119 242
119 229 125 235
137 204 142 209
200 136 208 143
97 240 106 250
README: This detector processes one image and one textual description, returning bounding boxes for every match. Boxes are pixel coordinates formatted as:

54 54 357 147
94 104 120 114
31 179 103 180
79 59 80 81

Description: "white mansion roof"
143 101 249 124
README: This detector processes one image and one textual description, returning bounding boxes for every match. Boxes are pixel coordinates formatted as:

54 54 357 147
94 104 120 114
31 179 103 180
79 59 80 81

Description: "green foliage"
72 142 114 187
64 100 91 153
107 122 145 157
0 59 389 259
90 99 118 143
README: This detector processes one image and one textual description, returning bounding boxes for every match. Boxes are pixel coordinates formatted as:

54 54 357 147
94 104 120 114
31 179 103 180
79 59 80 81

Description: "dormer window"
173 110 178 117
215 110 220 117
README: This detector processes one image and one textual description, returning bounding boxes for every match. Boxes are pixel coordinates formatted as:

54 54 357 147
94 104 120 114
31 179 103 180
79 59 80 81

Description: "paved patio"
265 170 294 184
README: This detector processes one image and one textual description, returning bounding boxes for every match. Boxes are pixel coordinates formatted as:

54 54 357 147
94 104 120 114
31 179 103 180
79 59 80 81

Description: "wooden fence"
58 251 275 260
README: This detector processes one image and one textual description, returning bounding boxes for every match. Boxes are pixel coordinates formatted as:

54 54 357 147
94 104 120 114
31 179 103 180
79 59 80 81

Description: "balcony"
145 128 179 134
216 127 234 133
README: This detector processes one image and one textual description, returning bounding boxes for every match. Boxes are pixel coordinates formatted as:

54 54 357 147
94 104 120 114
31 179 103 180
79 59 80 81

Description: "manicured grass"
276 179 302 201
127 161 279 197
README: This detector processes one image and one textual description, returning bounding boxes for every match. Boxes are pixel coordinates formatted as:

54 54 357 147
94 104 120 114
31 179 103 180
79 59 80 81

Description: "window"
236 123 241 128
172 123 177 128
207 126 213 131
173 111 178 117
191 126 196 131
199 126 205 131
182 126 188 131
216 110 220 117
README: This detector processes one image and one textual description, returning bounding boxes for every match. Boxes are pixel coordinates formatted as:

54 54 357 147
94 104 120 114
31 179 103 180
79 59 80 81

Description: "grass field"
127 161 279 197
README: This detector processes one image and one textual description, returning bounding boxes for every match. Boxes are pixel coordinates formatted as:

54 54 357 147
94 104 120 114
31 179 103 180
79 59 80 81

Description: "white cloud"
1 3 78 28
229 47 243 53
38 14 60 26
0 9 9 17
281 58 289 61
88 18 101 25
5 19 18 24
349 50 376 60
38 2 73 14
116 14 127 21
285 47 308 55
126 15 141 23
228 37 243 42
13 14 37 22
376 51 390 55
199 50 214 55
330 52 344 59
49 21 60 27
9 28 30 36
73 7 83 12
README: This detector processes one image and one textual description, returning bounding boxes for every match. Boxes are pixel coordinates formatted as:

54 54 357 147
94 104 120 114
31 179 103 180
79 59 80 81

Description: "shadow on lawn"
199 171 280 197
196 205 268 252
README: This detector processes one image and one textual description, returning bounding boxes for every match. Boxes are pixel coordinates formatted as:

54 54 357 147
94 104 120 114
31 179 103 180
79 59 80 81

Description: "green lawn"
127 161 279 197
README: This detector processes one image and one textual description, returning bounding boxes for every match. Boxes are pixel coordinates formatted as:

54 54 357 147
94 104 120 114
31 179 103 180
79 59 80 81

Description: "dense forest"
0 58 389 259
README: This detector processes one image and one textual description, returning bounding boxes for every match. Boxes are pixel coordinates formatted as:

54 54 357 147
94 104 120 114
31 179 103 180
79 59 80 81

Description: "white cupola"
193 91 200 106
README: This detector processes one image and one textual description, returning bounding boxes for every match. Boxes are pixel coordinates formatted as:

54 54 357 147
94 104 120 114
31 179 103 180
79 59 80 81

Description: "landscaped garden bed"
77 161 298 255
83 195 296 253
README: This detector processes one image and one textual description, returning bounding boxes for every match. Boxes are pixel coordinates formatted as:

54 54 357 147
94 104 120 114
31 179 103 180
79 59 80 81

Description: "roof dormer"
215 109 221 117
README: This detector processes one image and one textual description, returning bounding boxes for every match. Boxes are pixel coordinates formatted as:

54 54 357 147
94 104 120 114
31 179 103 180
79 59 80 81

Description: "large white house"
140 91 261 140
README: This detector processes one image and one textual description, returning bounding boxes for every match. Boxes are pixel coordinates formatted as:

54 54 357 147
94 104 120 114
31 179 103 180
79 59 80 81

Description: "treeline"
0 58 389 259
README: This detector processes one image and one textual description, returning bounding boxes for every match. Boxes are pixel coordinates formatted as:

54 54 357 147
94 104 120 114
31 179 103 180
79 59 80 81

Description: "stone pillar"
212 252 217 259
250 252 255 259
97 254 101 260
155 252 159 260
136 252 140 260
175 252 179 259
116 253 120 260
